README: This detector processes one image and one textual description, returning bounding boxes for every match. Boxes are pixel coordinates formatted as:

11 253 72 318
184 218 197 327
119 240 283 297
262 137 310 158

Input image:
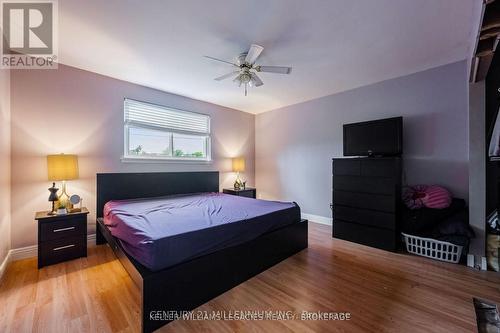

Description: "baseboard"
9 233 97 262
87 233 96 244
10 245 37 261
301 213 332 226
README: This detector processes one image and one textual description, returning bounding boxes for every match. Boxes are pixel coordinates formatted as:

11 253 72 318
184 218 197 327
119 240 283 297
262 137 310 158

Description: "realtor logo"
1 0 57 69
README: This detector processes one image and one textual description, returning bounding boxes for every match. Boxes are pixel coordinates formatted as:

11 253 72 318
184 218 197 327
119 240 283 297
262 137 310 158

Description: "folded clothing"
401 198 466 234
435 235 470 248
428 209 475 239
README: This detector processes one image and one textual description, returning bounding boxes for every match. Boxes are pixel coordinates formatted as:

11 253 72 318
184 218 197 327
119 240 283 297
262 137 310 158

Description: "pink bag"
403 185 452 210
423 185 452 209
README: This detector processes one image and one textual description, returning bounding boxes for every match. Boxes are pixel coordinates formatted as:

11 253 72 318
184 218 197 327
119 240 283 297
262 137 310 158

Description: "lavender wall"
256 61 469 221
10 64 255 248
0 68 11 266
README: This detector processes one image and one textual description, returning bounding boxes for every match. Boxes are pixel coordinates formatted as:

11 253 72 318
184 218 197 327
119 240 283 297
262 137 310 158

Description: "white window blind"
123 99 211 161
124 99 210 134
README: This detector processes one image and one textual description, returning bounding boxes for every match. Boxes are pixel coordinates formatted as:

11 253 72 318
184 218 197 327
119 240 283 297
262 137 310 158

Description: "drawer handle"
53 226 75 233
53 244 75 251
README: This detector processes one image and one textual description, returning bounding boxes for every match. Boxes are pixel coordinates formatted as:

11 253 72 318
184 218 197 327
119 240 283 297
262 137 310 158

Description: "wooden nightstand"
222 187 256 199
35 207 89 268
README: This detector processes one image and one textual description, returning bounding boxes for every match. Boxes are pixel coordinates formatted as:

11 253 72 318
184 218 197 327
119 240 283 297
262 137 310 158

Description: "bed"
95 171 308 333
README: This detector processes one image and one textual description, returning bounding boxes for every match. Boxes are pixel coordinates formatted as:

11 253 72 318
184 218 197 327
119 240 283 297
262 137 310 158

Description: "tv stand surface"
331 157 402 251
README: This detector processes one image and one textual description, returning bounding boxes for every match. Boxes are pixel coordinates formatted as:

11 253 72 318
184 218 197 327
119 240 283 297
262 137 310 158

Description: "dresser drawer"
334 176 396 195
360 159 400 177
40 216 86 242
334 205 396 230
39 236 86 266
334 190 395 212
333 159 360 176
333 220 397 251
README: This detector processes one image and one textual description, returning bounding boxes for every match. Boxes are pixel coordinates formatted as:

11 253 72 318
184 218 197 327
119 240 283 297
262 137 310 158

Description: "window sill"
121 156 213 164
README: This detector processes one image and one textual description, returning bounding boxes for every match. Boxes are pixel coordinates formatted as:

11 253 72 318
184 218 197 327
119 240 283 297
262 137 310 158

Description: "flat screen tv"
343 116 403 157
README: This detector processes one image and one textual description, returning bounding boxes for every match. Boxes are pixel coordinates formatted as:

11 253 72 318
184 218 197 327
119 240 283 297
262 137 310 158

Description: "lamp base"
56 181 73 210
234 172 246 190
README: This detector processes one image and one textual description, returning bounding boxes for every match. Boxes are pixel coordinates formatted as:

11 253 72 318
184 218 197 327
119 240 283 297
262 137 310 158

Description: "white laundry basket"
401 233 463 263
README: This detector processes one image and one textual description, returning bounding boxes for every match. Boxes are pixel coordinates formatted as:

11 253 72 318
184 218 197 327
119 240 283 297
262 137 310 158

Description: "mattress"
103 192 301 271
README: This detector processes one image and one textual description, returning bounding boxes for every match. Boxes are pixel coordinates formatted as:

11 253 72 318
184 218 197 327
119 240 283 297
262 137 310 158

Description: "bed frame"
95 172 308 333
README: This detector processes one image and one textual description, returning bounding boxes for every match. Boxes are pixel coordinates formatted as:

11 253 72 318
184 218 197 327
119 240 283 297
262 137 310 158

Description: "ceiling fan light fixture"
240 73 251 84
205 43 292 96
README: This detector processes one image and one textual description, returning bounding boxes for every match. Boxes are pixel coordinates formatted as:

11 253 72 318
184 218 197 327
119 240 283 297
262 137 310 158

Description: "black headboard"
96 171 219 217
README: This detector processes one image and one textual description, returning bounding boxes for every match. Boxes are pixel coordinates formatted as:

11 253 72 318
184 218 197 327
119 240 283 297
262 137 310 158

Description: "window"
124 99 211 161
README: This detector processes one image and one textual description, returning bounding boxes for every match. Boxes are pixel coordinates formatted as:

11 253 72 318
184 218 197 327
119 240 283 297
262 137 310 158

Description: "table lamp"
47 154 79 210
232 157 245 190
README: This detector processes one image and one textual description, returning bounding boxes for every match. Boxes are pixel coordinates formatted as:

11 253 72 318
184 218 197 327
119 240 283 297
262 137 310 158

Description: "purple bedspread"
104 192 300 271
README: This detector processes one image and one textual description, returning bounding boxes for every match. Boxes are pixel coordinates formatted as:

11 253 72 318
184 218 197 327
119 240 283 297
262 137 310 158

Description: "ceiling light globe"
241 74 251 84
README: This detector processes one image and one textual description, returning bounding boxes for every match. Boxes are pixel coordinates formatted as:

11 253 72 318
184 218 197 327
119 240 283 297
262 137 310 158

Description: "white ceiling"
59 0 480 114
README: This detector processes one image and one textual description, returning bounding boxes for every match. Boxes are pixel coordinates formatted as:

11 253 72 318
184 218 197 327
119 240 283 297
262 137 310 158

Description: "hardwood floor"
1 222 499 332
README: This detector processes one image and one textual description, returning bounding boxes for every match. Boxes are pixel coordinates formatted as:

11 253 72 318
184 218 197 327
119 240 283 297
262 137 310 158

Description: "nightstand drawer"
222 188 256 199
39 236 86 266
236 190 255 198
40 216 86 242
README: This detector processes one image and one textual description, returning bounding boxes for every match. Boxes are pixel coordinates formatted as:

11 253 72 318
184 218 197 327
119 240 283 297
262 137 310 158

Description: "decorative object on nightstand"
47 154 79 209
47 182 59 215
35 207 89 268
223 187 256 199
57 205 67 215
70 194 83 213
232 157 245 190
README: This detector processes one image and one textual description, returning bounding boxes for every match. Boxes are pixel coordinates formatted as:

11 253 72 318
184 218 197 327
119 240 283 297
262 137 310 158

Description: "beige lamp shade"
47 154 79 181
232 157 245 173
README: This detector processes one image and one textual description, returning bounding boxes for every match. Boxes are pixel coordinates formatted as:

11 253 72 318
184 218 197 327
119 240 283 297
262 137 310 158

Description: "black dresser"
332 157 402 251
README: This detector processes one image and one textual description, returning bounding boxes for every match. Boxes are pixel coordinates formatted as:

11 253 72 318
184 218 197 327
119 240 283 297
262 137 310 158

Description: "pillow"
422 185 452 209
403 185 452 210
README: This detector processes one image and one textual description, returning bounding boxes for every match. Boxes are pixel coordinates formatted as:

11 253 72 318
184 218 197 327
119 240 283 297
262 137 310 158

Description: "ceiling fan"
204 44 292 96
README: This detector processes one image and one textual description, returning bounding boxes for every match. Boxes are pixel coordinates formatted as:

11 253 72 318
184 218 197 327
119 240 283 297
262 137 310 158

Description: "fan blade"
250 73 264 87
245 44 264 64
257 66 292 74
214 71 239 81
204 55 238 67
